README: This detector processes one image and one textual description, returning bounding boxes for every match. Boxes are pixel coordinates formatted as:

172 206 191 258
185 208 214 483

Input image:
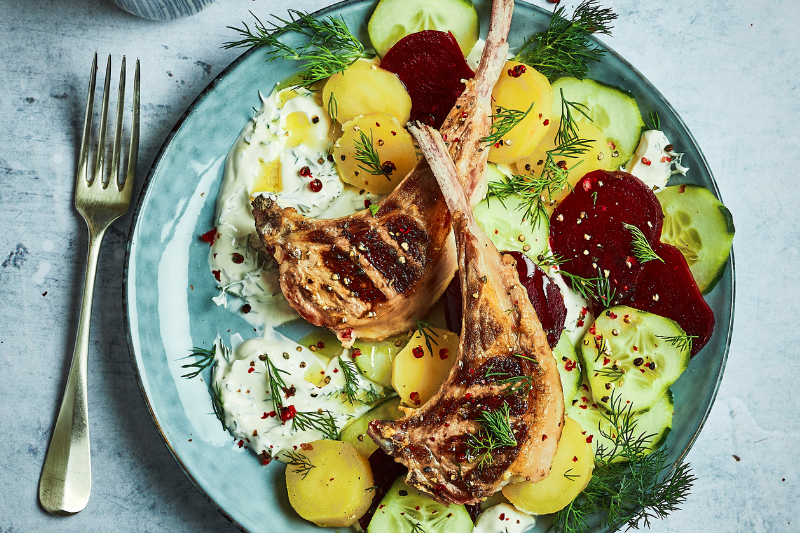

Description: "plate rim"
122 0 736 530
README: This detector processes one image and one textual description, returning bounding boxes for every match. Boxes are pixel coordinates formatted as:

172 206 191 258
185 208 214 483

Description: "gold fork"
38 53 140 515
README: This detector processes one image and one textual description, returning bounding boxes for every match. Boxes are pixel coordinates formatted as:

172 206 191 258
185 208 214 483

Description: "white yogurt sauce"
212 327 384 462
548 264 593 346
623 130 688 192
472 503 536 533
209 86 379 327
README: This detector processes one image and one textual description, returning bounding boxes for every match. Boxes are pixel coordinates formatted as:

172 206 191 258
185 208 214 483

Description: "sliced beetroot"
549 170 664 306
619 242 714 356
379 30 474 129
442 252 565 349
358 449 408 530
505 251 566 348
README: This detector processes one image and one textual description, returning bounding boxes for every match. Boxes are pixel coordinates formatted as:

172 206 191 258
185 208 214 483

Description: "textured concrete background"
1 0 798 531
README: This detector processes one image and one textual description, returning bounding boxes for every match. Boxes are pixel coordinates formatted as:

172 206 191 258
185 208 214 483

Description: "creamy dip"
623 129 688 192
472 503 537 533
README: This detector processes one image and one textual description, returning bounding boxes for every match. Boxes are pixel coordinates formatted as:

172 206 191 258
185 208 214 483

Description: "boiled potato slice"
515 119 612 213
285 440 374 527
502 416 594 514
353 334 410 387
323 60 412 125
340 396 403 459
334 114 418 194
392 327 459 407
488 61 553 164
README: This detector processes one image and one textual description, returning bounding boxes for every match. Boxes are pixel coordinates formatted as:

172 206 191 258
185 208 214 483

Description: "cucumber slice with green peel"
353 334 409 388
473 194 550 260
551 77 645 168
553 333 581 404
568 373 673 462
298 329 344 360
657 184 735 294
368 477 474 533
580 306 689 412
339 396 402 458
368 0 479 58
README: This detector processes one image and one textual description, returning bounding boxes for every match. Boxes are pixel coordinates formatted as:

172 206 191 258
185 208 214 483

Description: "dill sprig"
555 93 592 147
564 468 580 481
553 395 695 533
285 451 316 480
594 334 610 362
292 410 338 440
181 345 217 379
657 334 697 354
210 382 226 430
224 10 365 87
467 403 517 468
536 251 570 268
414 317 440 355
481 102 534 146
327 92 338 122
359 385 382 405
514 0 617 81
337 358 361 405
410 522 426 533
354 129 392 180
596 365 625 382
623 223 663 264
560 269 616 307
263 353 291 412
646 108 661 131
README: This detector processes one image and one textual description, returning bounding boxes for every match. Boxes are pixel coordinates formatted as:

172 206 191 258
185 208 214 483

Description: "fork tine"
110 56 126 191
93 54 112 188
123 58 140 197
77 52 97 189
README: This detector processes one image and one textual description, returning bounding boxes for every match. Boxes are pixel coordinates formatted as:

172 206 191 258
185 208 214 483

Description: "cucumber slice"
553 333 581 404
580 306 689 412
340 396 403 459
368 0 479 58
368 477 473 533
353 334 409 388
568 373 673 461
657 185 735 293
551 77 645 168
473 194 549 260
298 329 344 360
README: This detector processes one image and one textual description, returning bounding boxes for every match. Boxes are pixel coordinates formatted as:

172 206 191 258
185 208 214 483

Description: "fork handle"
39 226 107 515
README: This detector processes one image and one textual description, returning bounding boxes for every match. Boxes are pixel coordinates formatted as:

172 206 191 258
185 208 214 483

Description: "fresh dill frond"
210 382 226 430
656 334 697 354
292 410 338 440
594 334 610 362
560 270 616 307
354 129 392 180
467 403 517 468
181 345 217 379
514 0 618 81
564 468 580 481
555 92 592 148
499 374 535 396
481 102 534 146
646 108 661 131
263 353 291 412
410 522 426 533
596 365 625 382
536 251 570 269
327 92 338 122
337 358 361 405
414 317 440 355
553 394 696 533
623 223 663 264
285 451 316 480
359 385 383 405
224 10 365 87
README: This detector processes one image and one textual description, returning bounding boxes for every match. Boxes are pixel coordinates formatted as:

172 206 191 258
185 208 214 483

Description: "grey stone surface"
0 0 797 531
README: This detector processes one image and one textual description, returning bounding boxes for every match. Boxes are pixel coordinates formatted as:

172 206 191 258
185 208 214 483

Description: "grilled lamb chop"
252 0 513 346
367 124 565 505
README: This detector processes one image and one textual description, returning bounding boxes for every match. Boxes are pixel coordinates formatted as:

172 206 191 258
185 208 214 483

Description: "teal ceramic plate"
124 1 734 531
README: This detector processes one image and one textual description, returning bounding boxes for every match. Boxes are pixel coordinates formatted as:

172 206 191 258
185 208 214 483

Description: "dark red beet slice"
505 251 566 348
379 30 474 129
442 252 566 349
358 449 408 530
550 170 664 306
619 242 714 356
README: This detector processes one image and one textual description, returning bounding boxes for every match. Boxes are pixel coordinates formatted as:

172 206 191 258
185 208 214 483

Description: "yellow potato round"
285 440 374 527
392 327 459 407
515 119 613 212
502 417 594 515
334 114 418 194
488 61 554 164
323 60 412 125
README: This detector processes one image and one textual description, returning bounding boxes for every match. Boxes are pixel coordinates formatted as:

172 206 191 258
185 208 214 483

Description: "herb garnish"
410 522 426 533
514 0 617 81
560 269 616 307
656 334 697 353
292 410 338 440
536 251 570 269
327 92 338 123
264 353 291 412
225 10 366 87
623 223 663 264
481 102 534 147
337 358 361 405
181 345 217 379
553 395 695 532
210 382 226 430
467 403 517 468
414 317 440 355
645 108 661 131
286 451 316 480
354 129 392 180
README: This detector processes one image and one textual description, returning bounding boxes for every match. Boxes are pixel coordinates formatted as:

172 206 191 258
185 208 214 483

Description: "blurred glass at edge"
111 0 215 20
